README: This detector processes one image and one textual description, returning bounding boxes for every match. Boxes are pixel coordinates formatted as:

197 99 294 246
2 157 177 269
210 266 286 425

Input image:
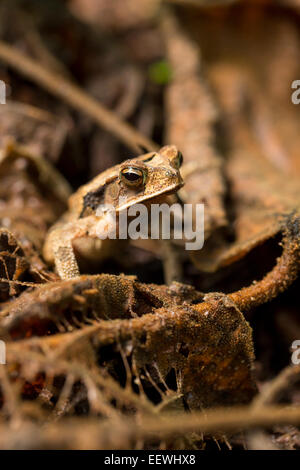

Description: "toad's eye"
170 151 183 169
175 151 183 169
120 167 147 187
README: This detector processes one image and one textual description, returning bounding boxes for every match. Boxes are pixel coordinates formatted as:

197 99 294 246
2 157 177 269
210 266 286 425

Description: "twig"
133 405 300 437
194 215 300 314
229 218 300 312
163 0 238 6
0 100 55 123
0 40 158 154
14 6 71 79
160 240 183 284
252 364 300 409
2 403 300 445
0 278 38 287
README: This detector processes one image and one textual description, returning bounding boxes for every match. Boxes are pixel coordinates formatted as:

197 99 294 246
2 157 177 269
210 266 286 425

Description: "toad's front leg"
44 222 81 279
44 215 102 279
44 213 116 279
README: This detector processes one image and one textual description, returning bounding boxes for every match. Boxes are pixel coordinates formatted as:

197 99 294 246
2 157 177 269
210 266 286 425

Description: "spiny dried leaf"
1 274 256 410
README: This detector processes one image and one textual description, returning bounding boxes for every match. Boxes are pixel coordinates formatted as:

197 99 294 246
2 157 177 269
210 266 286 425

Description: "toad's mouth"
116 181 184 212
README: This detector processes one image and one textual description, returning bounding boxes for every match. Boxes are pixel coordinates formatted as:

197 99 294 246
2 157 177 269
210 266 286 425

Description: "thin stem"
0 40 158 154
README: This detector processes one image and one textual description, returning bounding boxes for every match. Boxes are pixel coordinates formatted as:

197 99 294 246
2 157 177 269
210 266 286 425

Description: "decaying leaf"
163 12 227 240
1 273 256 414
0 140 70 292
173 0 300 271
0 229 29 299
0 102 71 163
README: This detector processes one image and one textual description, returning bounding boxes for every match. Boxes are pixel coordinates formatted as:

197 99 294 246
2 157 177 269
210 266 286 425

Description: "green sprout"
148 60 172 85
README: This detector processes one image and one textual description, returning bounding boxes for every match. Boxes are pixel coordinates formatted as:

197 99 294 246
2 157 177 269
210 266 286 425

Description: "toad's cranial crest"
43 145 184 279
